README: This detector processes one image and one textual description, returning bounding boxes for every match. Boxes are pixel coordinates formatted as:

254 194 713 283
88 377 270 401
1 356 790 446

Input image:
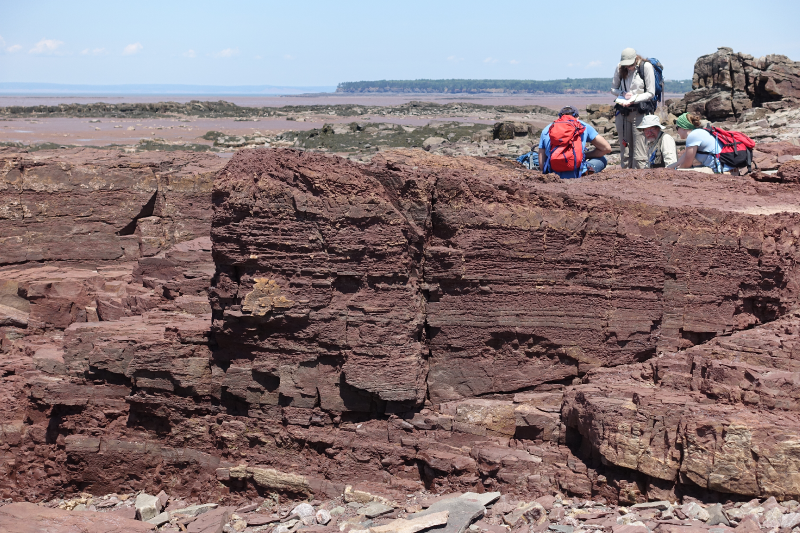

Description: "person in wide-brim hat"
611 48 658 169
636 115 677 168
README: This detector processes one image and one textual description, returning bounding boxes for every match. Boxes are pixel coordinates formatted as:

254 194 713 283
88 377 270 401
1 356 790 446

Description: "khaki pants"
615 111 647 169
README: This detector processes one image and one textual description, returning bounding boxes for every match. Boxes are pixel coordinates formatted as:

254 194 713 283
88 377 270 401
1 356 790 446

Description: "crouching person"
637 115 677 168
668 113 723 174
538 106 612 179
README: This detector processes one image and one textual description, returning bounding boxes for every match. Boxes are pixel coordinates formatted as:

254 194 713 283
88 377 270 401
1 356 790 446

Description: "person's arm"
611 67 622 96
661 135 678 166
538 148 547 172
668 145 698 169
586 135 612 159
632 62 656 102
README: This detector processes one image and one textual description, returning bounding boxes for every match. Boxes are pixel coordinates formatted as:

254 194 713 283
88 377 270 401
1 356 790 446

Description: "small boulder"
423 137 447 151
147 511 171 527
187 506 232 533
504 502 547 527
135 493 162 522
782 512 800 529
681 502 709 522
317 509 332 525
705 504 730 527
292 503 315 518
735 515 761 533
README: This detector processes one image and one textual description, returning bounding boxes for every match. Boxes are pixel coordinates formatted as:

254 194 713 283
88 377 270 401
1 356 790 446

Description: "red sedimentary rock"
0 147 221 265
4 147 800 506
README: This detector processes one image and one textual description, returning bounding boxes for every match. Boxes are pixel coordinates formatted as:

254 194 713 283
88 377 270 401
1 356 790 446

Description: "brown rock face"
212 149 800 407
670 47 800 119
5 147 800 506
0 147 222 265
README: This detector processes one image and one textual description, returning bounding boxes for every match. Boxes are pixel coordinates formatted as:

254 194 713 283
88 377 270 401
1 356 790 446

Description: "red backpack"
547 116 585 175
699 126 757 172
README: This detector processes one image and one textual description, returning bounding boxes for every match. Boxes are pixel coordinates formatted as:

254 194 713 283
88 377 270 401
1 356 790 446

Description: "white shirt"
611 60 656 103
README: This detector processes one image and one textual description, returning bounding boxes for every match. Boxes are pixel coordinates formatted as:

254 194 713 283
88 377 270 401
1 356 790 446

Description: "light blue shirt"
686 129 732 172
538 120 598 179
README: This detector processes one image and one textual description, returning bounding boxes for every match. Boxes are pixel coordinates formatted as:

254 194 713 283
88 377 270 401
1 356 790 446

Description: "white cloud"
509 59 520 65
184 49 196 58
123 42 143 55
29 38 64 54
214 48 239 58
1 36 22 54
447 55 464 62
283 54 295 60
483 57 499 64
586 60 602 68
81 47 105 56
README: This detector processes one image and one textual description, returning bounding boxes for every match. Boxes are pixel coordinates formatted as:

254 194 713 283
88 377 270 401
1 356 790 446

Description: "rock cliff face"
670 47 800 120
0 147 221 265
4 147 800 506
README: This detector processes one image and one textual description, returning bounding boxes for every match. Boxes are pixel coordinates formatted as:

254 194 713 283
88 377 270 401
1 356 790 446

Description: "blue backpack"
517 151 539 170
639 58 665 108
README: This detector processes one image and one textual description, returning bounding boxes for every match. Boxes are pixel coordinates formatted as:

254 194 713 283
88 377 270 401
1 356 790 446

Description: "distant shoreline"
0 93 687 109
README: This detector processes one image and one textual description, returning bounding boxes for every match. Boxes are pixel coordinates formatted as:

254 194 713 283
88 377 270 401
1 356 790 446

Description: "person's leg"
585 156 608 174
632 113 648 169
615 113 631 168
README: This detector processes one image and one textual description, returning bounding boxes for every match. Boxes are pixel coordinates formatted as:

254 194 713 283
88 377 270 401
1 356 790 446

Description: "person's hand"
620 100 632 107
624 92 633 99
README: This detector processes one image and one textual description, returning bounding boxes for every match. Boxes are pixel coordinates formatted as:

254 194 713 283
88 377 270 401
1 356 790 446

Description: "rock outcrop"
0 147 222 265
670 47 800 120
4 147 800 508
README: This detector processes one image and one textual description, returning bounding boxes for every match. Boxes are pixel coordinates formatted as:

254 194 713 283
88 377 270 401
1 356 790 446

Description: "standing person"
612 48 656 169
637 115 677 168
667 113 731 174
538 106 612 179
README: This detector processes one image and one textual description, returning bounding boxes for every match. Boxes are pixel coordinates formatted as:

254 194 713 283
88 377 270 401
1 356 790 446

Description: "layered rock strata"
4 147 800 506
0 147 222 265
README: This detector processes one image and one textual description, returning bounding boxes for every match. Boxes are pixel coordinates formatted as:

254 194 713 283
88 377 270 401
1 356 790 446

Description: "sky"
1 0 799 88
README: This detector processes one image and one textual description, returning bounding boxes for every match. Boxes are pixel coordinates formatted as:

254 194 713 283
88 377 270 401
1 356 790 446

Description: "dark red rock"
0 148 222 266
756 142 800 157
186 506 232 533
6 147 800 506
735 516 761 533
778 160 800 183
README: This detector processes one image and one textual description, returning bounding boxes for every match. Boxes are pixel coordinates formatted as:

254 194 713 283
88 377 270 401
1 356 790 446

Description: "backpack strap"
638 61 648 95
648 132 663 167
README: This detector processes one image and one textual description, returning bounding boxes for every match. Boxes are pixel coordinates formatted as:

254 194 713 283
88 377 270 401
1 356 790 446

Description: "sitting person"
637 115 677 168
667 113 731 174
538 106 612 179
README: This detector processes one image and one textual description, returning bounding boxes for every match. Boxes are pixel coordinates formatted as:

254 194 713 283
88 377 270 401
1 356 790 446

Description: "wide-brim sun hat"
619 48 636 67
636 115 665 130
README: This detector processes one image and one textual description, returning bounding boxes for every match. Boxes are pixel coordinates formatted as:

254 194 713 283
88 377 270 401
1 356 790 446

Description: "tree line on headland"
336 78 691 94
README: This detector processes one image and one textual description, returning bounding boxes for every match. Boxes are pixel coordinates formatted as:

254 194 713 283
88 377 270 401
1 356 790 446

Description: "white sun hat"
636 115 665 130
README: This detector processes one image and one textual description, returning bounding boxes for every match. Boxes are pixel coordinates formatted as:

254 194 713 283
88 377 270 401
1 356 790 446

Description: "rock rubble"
5 488 800 533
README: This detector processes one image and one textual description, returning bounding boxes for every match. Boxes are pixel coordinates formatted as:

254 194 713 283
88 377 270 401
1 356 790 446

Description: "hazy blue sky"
1 0 798 87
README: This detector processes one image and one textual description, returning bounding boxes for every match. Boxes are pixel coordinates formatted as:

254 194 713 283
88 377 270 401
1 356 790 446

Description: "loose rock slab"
0 502 156 532
371 510 450 533
411 498 486 533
